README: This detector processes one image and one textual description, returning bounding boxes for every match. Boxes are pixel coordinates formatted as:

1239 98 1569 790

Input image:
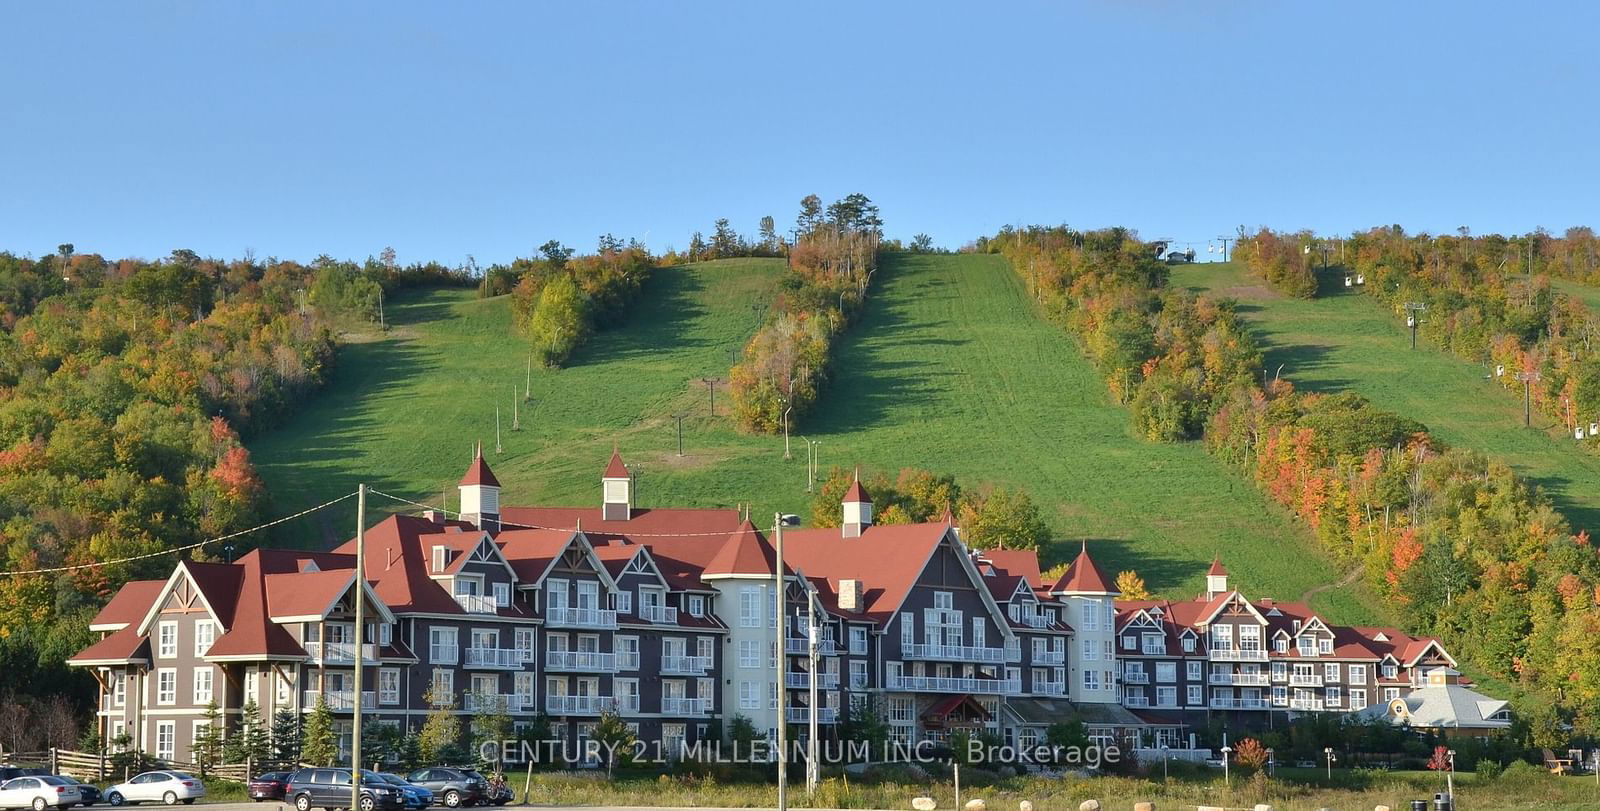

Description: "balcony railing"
455 594 500 614
899 642 1006 663
1123 695 1150 708
786 638 839 656
1017 612 1053 629
305 641 378 664
545 650 617 672
546 695 617 715
1210 648 1268 662
661 697 711 715
617 651 640 670
1289 674 1325 686
305 690 375 711
464 647 523 669
615 695 641 714
638 604 678 625
1209 672 1270 686
661 655 712 676
1122 671 1150 684
1210 697 1270 710
547 607 618 629
785 706 839 724
1032 680 1067 696
884 674 1019 695
784 671 840 690
1289 697 1325 711
1031 650 1066 665
464 693 523 713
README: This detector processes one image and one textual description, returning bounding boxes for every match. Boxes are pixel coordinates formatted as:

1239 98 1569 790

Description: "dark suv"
286 769 404 811
402 769 484 809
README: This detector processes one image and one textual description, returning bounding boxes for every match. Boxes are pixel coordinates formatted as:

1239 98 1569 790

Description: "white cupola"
459 442 501 532
602 449 632 521
841 471 872 538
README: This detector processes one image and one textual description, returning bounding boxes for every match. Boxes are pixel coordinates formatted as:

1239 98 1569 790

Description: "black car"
286 768 404 811
402 769 484 809
0 768 49 783
57 777 102 806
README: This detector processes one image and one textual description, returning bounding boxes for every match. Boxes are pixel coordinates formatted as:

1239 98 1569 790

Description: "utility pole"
511 388 520 431
806 591 819 796
773 512 789 811
672 414 685 457
377 288 384 330
495 407 503 453
525 355 533 402
350 483 366 811
1404 302 1427 349
1517 369 1540 427
701 378 718 416
800 439 820 492
1215 236 1234 262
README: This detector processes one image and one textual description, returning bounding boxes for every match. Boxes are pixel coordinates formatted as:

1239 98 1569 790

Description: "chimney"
423 509 444 524
838 579 863 612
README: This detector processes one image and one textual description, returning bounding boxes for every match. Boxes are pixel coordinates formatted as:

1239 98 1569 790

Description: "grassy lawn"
251 254 1364 619
1180 262 1600 537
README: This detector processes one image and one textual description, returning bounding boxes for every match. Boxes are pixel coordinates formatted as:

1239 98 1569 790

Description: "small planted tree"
301 698 337 766
271 709 301 766
1234 737 1270 773
419 686 462 765
236 700 272 767
588 711 636 777
469 693 511 773
192 701 225 774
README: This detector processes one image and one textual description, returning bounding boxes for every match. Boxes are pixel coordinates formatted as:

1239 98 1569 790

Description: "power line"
0 491 360 577
367 488 763 538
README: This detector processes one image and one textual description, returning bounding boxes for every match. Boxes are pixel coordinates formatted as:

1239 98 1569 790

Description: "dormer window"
1275 637 1288 653
1182 636 1195 653
432 545 448 573
1122 635 1135 650
688 595 705 616
1319 638 1333 654
494 583 510 607
1297 636 1317 656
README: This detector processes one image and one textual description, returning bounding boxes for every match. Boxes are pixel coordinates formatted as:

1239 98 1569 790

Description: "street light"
772 512 801 811
1445 749 1456 800
1324 746 1336 781
1220 745 1232 788
1161 744 1170 783
1266 748 1275 778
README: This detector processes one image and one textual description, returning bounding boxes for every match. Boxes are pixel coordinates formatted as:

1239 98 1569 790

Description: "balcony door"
576 581 599 611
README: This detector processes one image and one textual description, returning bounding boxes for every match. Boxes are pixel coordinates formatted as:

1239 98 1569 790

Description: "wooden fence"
46 748 260 783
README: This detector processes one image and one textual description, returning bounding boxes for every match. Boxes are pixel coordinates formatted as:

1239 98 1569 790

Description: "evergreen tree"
301 698 338 766
271 709 301 765
235 700 272 767
758 216 778 254
192 701 225 774
397 732 423 772
711 219 743 258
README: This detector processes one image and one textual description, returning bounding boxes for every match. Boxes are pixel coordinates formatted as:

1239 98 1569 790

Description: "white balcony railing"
305 641 378 663
616 651 640 670
785 706 839 724
786 638 839 656
1210 648 1269 662
1122 671 1150 684
1032 650 1066 665
547 607 618 629
661 697 711 715
784 671 841 690
545 650 617 672
1290 697 1325 711
1289 674 1325 686
1018 612 1053 629
884 674 1019 695
455 594 499 614
638 604 678 625
305 690 375 711
900 642 1006 663
464 647 522 669
1032 680 1067 696
1123 695 1150 708
661 655 712 675
1210 697 1271 710
1209 672 1270 686
546 695 617 715
464 693 522 713
615 695 641 714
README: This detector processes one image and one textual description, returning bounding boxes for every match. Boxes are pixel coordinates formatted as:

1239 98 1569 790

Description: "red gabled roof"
67 627 152 664
1053 542 1118 595
980 548 1044 589
779 522 951 623
90 579 165 630
603 450 629 479
460 447 501 488
1207 557 1228 577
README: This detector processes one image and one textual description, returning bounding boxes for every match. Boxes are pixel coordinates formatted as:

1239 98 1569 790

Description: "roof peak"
1053 541 1118 595
843 473 871 504
1207 556 1228 577
460 446 501 487
603 449 629 479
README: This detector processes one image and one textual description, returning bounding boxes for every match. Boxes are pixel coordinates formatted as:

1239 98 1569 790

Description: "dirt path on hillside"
1301 566 1363 604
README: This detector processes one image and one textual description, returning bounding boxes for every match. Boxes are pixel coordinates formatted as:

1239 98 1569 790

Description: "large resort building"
69 450 1483 764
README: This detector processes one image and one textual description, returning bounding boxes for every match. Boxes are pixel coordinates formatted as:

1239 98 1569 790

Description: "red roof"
67 627 152 664
89 579 164 629
704 522 777 576
1053 542 1118 595
978 549 1044 589
779 522 951 622
604 450 629 479
460 447 501 487
1207 557 1228 577
843 477 871 504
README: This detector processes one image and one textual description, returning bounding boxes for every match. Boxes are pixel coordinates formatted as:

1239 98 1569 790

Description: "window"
548 579 569 611
515 673 537 705
1142 635 1165 655
494 583 511 607
900 613 915 648
276 671 292 705
1104 639 1113 659
697 636 715 662
431 669 454 703
1350 689 1368 711
971 617 985 648
195 621 215 656
933 592 953 610
1274 637 1289 653
849 660 867 689
1187 685 1203 706
739 587 761 628
193 667 213 704
429 627 459 664
1319 638 1333 654
1324 663 1340 682
1382 663 1398 679
1187 661 1202 681
1083 599 1099 632
1349 664 1367 684
849 627 867 655
379 623 392 646
1122 635 1135 650
1297 636 1318 656
617 636 640 669
1210 625 1233 649
1081 638 1098 662
112 673 126 707
1156 686 1177 707
1272 686 1288 705
514 629 535 662
157 669 177 705
1326 685 1342 706
888 697 914 723
1104 602 1115 629
612 590 631 614
738 640 760 669
739 681 758 710
156 721 175 761
1155 662 1176 683
1384 687 1400 701
378 669 400 704
688 596 704 616
1182 636 1195 653
158 622 178 658
1083 670 1100 691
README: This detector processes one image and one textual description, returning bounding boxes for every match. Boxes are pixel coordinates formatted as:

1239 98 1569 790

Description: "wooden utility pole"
1517 370 1540 427
512 388 520 431
671 414 685 456
701 378 718 415
1404 302 1427 349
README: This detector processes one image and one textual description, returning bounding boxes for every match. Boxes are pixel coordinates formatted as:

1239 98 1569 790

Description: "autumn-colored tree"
1233 737 1270 772
1115 570 1151 600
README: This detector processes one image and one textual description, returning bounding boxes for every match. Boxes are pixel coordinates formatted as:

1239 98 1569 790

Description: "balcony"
786 638 839 656
464 647 523 670
848 675 870 690
617 652 640 670
1209 697 1270 710
464 693 523 713
615 695 641 714
546 695 617 715
899 642 1006 663
1289 697 1325 711
784 671 841 690
638 604 678 625
1122 671 1150 684
661 655 712 676
1031 650 1066 665
305 641 378 664
785 706 839 724
884 674 1020 695
1210 648 1268 662
1032 680 1067 696
1289 674 1325 687
1209 672 1270 686
661 697 711 715
1017 612 1054 629
305 690 375 711
545 650 618 672
1123 695 1150 708
456 593 502 614
547 607 618 629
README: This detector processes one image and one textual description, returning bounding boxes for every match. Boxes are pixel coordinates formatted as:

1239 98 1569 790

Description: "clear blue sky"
2 1 1596 265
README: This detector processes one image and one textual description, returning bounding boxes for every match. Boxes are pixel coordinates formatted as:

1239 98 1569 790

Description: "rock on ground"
962 800 986 811
1077 801 1101 811
910 797 936 811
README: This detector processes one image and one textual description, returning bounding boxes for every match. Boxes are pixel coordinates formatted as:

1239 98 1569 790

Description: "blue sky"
2 1 1596 265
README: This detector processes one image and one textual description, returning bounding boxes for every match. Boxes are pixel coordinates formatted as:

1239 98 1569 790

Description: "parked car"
285 768 404 811
1294 759 1316 769
105 771 205 806
247 772 292 802
0 775 82 811
0 770 49 785
372 774 431 809
403 769 484 809
55 779 100 807
458 771 509 807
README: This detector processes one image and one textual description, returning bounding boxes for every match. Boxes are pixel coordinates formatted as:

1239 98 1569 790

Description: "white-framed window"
112 673 126 707
697 636 715 662
1326 685 1342 706
1081 638 1098 662
1155 662 1176 683
1274 636 1289 653
1297 636 1318 656
1083 670 1100 691
494 583 511 607
1324 663 1340 682
547 578 569 611
615 590 632 614
1384 687 1400 701
194 621 215 657
1350 689 1368 711
850 627 867 655
849 660 867 689
1187 685 1203 705
431 669 454 702
1156 686 1177 707
1122 635 1135 650
1319 638 1333 654
193 667 213 704
1210 624 1233 649
900 612 915 648
276 671 292 705
738 640 760 669
688 595 704 616
1182 636 1195 653
1187 661 1202 681
1382 663 1398 679
1239 624 1261 649
616 635 640 669
616 678 640 711
378 623 392 646
1271 686 1288 705
1142 635 1165 655
378 669 400 704
1083 599 1099 632
429 627 459 664
514 629 536 662
739 681 759 710
888 696 914 723
971 617 985 648
157 622 178 659
155 721 175 761
739 587 761 628
1349 664 1367 684
156 669 177 705
514 673 537 706
769 680 779 710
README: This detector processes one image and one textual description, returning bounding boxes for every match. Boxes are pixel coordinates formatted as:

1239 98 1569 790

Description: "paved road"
183 805 870 811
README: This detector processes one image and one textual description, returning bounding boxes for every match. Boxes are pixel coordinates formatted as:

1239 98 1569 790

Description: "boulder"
1018 802 1034 811
1254 805 1275 811
963 800 987 811
911 798 936 811
1374 806 1392 811
1077 801 1101 811
1133 803 1155 811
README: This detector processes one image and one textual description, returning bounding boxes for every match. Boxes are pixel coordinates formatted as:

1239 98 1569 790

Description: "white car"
105 772 204 807
0 776 83 811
